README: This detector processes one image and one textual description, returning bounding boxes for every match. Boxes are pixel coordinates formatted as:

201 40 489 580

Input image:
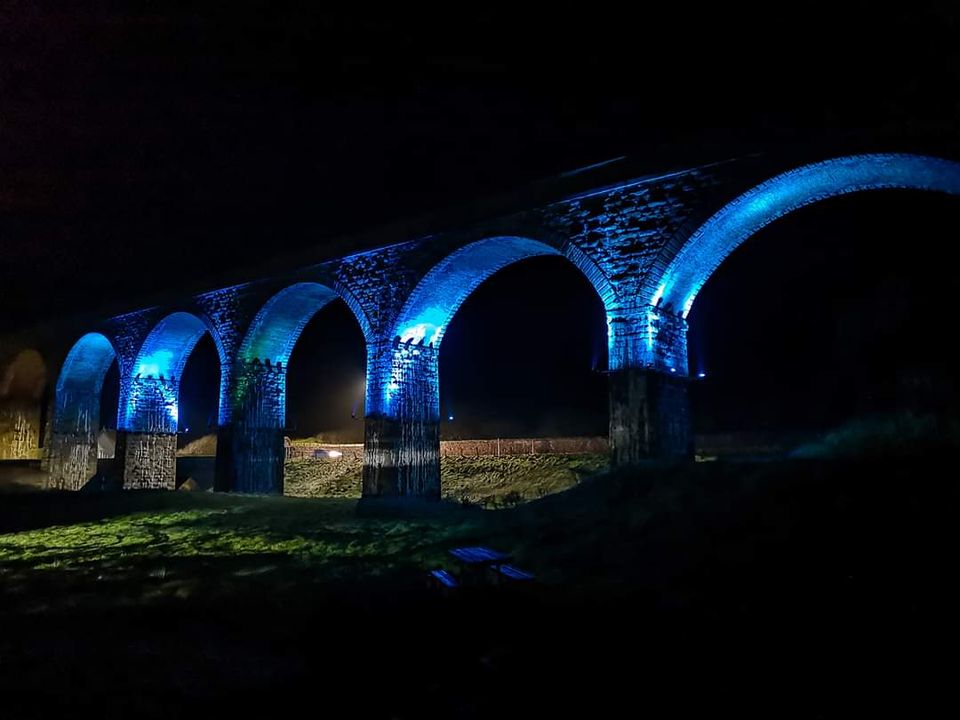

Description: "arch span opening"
686 189 960 458
224 283 369 495
367 235 613 501
285 299 367 442
440 254 609 440
100 361 120 433
653 154 960 317
177 334 222 446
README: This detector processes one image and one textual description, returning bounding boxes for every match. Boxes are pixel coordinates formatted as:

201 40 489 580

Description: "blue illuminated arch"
238 283 343 364
122 312 224 430
393 236 616 347
651 154 960 317
54 333 118 432
233 282 371 428
133 312 214 380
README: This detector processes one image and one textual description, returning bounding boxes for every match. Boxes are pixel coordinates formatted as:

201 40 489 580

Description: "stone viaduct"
3 150 959 498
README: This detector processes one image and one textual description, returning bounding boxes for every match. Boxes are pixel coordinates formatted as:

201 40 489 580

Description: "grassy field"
1 456 958 717
284 452 608 506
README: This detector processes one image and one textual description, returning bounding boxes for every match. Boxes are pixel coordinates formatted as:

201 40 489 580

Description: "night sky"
6 3 960 441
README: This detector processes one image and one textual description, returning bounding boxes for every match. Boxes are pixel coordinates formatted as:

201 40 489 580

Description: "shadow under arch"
47 333 118 489
220 282 370 494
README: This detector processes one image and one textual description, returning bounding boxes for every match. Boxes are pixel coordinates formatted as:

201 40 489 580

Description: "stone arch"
648 154 960 317
219 282 370 494
392 235 616 349
363 234 615 498
0 349 48 459
121 311 225 433
54 334 117 432
115 312 226 490
239 282 369 364
234 281 369 427
47 333 118 488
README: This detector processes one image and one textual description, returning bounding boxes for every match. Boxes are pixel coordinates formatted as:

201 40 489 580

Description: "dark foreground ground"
1 457 958 718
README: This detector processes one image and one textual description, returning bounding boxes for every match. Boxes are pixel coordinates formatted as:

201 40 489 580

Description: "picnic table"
427 546 534 591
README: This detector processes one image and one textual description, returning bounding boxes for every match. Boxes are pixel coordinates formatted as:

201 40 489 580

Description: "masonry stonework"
0 400 42 460
362 341 441 498
216 359 286 494
537 168 717 304
0 347 47 460
47 430 98 490
6 152 953 497
115 431 177 490
116 375 179 489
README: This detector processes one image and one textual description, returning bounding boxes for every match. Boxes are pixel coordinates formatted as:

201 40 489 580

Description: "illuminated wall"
607 308 688 376
0 349 47 460
651 154 960 318
47 333 116 489
362 339 441 497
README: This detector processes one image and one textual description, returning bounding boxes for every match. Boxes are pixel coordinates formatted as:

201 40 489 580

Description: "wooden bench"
494 564 535 581
427 568 459 593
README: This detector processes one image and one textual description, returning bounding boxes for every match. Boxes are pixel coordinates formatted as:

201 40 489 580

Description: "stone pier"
116 376 179 489
607 307 693 464
362 340 440 498
216 359 286 494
